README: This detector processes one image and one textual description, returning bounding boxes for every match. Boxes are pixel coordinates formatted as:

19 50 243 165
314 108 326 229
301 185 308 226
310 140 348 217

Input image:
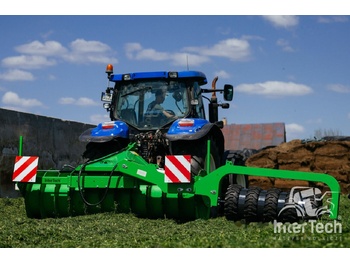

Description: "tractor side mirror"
223 84 234 101
172 90 182 102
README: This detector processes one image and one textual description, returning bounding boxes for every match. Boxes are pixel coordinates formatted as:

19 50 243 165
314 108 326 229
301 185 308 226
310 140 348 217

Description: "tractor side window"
114 84 139 126
192 82 205 119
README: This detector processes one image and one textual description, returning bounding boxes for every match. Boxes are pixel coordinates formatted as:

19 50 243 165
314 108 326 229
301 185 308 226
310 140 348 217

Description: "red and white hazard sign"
12 156 39 183
164 155 191 183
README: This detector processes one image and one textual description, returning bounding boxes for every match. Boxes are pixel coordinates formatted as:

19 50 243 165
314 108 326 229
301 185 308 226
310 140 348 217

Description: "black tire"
220 150 249 207
224 184 242 221
244 186 262 223
262 188 281 223
170 137 221 177
222 150 250 188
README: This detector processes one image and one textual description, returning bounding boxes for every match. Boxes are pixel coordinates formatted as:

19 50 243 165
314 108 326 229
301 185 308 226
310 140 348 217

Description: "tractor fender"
79 120 129 143
166 118 224 155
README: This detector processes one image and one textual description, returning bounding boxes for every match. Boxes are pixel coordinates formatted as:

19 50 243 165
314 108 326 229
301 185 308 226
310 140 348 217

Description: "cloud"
125 38 251 66
214 70 230 79
2 39 118 69
58 97 99 106
327 84 350 93
2 91 43 107
70 39 111 53
63 39 118 64
48 74 56 80
183 38 251 61
135 48 169 61
2 40 66 70
317 16 349 23
40 30 54 40
89 114 110 125
124 42 210 66
58 97 76 104
125 43 171 61
286 123 305 141
125 43 142 59
172 53 210 67
235 81 313 97
276 39 295 52
286 123 304 133
306 118 323 124
15 40 67 56
262 15 299 28
0 69 35 81
76 97 99 106
2 55 56 69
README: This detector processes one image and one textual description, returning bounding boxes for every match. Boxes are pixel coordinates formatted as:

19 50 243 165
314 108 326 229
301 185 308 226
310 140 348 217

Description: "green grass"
0 195 349 248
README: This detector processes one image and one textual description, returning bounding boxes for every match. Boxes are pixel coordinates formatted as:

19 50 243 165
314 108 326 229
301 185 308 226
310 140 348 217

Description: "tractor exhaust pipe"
208 76 219 123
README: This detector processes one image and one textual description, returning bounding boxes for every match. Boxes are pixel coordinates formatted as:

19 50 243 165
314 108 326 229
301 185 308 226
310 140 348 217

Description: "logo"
274 186 342 236
278 186 334 219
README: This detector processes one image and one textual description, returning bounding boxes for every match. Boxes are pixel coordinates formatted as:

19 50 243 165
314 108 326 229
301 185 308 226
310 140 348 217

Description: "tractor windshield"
113 80 190 130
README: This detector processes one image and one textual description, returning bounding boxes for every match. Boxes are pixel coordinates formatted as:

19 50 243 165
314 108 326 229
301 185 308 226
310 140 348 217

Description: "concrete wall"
0 108 95 197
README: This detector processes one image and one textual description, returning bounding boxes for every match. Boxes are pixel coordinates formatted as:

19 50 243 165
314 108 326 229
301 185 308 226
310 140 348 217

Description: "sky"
1 2 350 142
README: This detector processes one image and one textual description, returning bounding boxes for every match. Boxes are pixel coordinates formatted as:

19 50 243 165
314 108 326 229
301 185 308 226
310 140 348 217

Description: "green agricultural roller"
13 65 341 222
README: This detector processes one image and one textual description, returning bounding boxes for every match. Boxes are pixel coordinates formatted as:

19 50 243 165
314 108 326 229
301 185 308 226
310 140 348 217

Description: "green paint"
19 136 23 156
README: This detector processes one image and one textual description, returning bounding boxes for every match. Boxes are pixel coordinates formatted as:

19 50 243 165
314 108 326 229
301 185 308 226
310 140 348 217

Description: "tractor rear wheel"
222 150 250 188
170 137 221 177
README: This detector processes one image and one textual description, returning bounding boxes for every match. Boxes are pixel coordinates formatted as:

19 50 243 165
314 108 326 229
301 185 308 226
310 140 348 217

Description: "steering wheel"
164 109 176 118
156 110 176 125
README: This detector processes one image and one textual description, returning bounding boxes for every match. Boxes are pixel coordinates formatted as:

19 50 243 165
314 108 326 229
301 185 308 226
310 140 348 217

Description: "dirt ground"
245 137 350 194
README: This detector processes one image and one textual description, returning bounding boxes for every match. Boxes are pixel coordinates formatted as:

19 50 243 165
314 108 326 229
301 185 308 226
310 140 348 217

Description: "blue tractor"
79 64 247 214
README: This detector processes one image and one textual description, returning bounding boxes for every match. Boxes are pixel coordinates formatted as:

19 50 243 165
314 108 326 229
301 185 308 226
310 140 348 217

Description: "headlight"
123 74 131 81
168 72 178 78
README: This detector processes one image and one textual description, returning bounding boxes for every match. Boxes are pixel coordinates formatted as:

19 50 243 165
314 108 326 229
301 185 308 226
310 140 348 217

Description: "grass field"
0 195 349 248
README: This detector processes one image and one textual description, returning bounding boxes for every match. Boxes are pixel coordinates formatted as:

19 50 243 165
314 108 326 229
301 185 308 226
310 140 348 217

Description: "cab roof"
108 71 208 86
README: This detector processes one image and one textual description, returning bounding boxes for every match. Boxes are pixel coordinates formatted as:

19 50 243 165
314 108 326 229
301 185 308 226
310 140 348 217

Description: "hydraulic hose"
74 149 124 207
77 162 119 207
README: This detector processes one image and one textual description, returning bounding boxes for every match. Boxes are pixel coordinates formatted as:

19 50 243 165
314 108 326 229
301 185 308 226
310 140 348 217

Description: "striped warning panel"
164 155 191 183
12 156 39 183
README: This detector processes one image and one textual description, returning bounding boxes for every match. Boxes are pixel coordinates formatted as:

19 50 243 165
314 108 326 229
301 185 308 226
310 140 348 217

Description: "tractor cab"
101 65 209 131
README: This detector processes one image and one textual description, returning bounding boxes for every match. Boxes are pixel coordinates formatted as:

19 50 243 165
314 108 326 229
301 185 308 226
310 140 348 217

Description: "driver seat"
143 110 165 127
120 109 137 125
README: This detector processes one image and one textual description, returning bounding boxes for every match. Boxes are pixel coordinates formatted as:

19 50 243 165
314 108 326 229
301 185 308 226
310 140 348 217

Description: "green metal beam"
195 161 340 219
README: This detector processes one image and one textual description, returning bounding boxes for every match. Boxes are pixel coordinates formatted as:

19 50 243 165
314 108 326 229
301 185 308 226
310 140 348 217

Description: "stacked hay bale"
245 138 350 194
